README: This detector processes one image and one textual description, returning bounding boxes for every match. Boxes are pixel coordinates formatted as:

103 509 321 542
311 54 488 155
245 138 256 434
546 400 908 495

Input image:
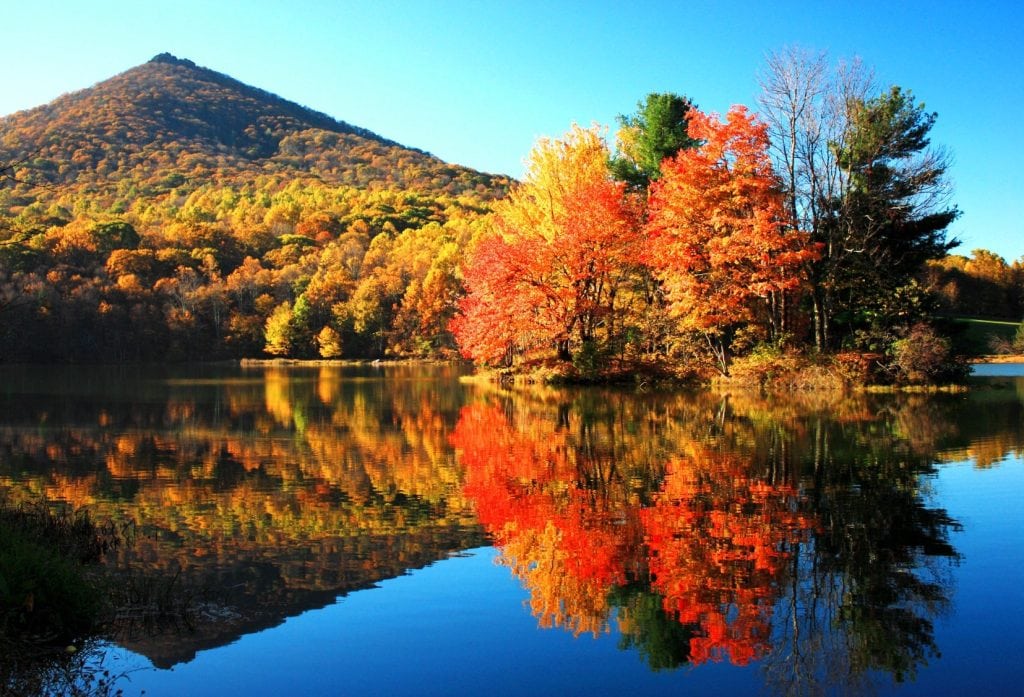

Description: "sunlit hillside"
0 55 510 362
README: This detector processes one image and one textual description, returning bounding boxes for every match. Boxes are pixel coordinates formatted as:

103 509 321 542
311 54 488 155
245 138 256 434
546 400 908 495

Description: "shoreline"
238 357 462 367
969 355 1024 364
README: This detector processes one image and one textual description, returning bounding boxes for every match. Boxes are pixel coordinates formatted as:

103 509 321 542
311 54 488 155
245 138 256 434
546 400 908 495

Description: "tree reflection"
0 364 485 667
0 365 1014 688
766 411 963 695
643 450 815 666
451 386 972 689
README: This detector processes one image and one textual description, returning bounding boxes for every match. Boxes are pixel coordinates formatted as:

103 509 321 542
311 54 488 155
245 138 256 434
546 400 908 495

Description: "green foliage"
611 585 693 671
609 92 698 189
90 222 139 254
819 87 958 346
572 340 609 381
837 87 958 266
0 503 118 642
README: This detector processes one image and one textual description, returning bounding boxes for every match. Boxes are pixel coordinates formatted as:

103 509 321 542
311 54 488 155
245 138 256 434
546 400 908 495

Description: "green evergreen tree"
819 87 958 347
609 93 698 190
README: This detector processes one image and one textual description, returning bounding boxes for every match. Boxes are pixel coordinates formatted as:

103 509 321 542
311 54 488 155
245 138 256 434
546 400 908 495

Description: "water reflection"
0 364 485 667
450 386 988 691
0 365 1021 694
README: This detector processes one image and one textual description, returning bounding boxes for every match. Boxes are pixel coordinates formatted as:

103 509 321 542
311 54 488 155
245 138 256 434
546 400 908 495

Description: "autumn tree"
645 106 815 373
453 125 641 371
264 301 296 356
759 49 958 350
607 93 702 361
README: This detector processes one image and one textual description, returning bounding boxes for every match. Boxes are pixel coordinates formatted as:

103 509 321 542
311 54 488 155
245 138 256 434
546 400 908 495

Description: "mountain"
0 53 508 197
0 56 508 363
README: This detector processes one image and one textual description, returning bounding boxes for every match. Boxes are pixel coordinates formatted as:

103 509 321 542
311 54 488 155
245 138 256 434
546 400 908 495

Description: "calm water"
1 363 1022 696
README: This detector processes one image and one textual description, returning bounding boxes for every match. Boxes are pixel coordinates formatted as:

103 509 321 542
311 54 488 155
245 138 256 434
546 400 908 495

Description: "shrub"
0 502 119 641
890 324 969 385
0 531 101 640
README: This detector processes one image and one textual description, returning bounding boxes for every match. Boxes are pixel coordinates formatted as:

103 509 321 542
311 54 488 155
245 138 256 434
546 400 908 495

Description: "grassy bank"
951 317 1020 356
0 501 124 696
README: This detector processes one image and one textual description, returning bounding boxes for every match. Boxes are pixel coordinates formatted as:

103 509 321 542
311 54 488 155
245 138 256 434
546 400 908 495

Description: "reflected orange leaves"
452 403 631 588
451 400 816 665
0 366 479 563
643 453 815 665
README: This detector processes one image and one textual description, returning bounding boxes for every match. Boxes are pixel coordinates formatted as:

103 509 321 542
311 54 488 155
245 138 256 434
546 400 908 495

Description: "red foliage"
450 402 630 586
451 401 818 664
642 451 816 665
452 126 641 365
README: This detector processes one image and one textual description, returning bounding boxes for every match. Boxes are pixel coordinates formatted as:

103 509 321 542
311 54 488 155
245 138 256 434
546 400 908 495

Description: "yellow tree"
453 125 641 369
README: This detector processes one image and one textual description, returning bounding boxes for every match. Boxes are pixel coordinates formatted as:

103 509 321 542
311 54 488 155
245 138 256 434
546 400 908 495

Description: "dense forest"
1 51 1021 380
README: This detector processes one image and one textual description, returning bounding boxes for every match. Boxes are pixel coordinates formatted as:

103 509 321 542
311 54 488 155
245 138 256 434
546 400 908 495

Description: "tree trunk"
556 338 571 362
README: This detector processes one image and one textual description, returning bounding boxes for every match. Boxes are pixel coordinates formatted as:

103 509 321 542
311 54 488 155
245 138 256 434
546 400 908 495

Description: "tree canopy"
609 92 698 190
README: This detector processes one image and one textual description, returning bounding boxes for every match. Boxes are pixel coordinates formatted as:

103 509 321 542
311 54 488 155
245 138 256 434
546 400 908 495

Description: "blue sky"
4 0 1022 261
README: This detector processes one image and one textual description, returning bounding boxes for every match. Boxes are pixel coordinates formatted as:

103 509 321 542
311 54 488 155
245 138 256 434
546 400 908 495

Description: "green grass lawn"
949 317 1021 356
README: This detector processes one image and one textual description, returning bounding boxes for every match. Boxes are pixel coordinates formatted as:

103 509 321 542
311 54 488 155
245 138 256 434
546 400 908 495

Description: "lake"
1 363 1022 696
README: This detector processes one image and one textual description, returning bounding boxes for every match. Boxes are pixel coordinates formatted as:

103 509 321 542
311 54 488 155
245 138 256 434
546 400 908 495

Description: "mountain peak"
148 53 196 68
0 55 509 199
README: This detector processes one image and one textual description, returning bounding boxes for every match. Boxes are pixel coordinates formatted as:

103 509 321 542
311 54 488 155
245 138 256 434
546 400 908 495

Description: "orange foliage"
451 396 818 664
451 402 631 590
642 450 815 665
646 106 816 346
453 126 641 365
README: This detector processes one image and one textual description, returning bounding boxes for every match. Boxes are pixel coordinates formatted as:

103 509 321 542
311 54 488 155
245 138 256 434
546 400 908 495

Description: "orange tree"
645 106 816 374
451 126 641 371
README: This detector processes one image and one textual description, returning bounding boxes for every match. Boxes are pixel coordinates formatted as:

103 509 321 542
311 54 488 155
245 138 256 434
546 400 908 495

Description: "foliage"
316 325 343 358
925 249 1024 321
453 125 642 369
889 323 969 384
0 50 980 385
0 502 119 642
449 383 965 680
823 86 959 327
759 49 959 352
645 106 816 373
0 54 509 198
0 55 509 362
609 93 698 190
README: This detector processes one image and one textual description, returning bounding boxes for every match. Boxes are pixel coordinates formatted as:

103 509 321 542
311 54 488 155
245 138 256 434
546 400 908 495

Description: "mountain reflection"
0 364 485 667
0 365 1020 689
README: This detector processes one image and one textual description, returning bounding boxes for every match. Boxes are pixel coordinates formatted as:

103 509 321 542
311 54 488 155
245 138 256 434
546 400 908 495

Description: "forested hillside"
1 52 1019 374
0 54 509 361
